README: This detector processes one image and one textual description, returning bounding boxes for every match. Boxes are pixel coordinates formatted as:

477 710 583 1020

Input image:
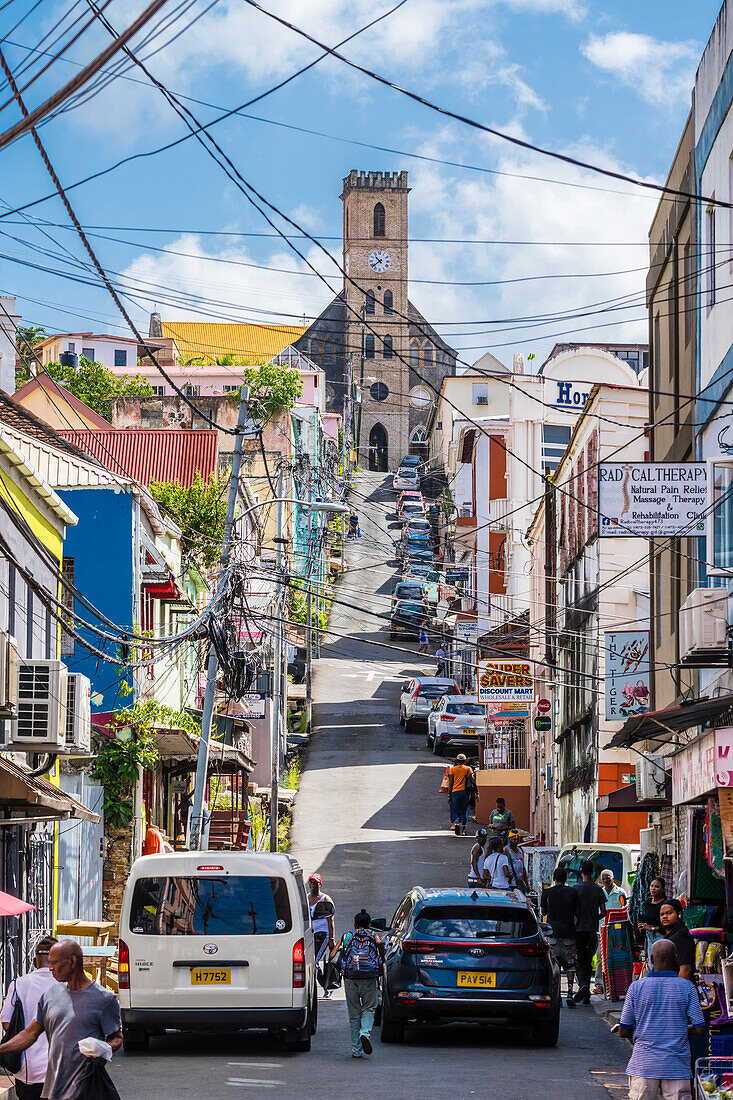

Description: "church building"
295 170 456 471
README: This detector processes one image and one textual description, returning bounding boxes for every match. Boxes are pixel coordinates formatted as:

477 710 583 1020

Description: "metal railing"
482 726 529 770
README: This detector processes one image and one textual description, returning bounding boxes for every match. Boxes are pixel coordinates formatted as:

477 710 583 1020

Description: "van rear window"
129 876 292 936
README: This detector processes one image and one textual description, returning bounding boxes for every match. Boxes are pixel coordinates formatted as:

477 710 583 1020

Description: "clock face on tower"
368 249 391 273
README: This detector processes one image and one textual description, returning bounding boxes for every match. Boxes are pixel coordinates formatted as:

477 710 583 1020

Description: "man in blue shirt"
619 939 704 1100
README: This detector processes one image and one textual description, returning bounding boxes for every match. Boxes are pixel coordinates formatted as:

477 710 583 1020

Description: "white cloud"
581 32 698 106
495 0 586 23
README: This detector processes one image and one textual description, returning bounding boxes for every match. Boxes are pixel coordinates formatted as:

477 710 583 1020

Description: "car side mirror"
370 917 387 931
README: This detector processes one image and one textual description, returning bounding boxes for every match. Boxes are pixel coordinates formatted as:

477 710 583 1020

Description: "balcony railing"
488 497 511 528
481 727 529 770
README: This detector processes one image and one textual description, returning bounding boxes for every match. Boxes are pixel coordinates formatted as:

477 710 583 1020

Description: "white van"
118 851 317 1053
554 843 640 897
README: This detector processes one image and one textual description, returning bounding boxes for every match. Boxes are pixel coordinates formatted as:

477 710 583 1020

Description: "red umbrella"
0 891 35 917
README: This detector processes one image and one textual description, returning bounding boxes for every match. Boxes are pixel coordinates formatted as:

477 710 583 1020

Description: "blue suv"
380 887 560 1046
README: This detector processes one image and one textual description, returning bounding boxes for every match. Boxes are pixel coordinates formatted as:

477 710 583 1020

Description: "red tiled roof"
56 429 218 488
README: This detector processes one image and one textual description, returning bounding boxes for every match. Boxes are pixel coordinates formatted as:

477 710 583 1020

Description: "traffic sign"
534 716 552 732
536 698 552 715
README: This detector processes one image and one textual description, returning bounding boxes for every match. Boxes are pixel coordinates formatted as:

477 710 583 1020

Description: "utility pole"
270 467 286 853
189 386 250 850
356 307 365 467
306 474 313 736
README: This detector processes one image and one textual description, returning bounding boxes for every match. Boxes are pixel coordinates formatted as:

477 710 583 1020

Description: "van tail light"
118 939 130 990
292 938 306 988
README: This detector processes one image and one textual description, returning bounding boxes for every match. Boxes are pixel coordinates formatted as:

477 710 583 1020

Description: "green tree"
149 470 228 569
16 324 47 357
223 361 303 417
14 356 154 419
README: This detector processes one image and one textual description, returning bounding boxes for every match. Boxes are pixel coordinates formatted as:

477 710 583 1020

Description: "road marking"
227 1063 282 1069
227 1079 282 1088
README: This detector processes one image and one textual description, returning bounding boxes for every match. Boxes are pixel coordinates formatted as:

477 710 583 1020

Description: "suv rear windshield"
419 685 457 698
129 875 292 936
413 905 537 940
446 702 485 715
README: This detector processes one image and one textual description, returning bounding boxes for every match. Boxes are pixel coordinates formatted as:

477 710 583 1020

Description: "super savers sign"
478 659 534 704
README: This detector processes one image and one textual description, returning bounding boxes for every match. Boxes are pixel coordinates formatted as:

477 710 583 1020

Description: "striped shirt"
619 970 704 1079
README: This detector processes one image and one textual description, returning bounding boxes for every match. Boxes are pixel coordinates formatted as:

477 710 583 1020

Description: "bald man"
0 940 121 1100
619 939 704 1100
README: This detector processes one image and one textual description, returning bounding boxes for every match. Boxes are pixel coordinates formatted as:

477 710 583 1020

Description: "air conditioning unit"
65 674 91 754
635 754 668 801
679 587 729 665
0 631 18 716
9 659 68 753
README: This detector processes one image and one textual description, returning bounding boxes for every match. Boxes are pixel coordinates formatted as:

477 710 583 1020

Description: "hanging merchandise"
704 798 725 878
600 906 634 1001
628 851 661 928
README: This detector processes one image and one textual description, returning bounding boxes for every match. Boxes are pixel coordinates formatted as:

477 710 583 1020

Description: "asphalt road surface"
115 473 630 1099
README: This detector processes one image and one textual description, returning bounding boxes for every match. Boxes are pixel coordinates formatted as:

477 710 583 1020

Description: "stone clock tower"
341 169 410 471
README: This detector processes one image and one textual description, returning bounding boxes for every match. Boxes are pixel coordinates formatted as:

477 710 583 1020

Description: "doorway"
369 422 388 471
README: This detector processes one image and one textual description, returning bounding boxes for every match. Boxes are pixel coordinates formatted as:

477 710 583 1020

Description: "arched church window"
365 335 375 359
383 290 393 315
365 289 376 316
373 202 385 237
383 335 393 359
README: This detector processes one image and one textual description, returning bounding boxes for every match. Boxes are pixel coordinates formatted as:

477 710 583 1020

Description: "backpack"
341 928 381 979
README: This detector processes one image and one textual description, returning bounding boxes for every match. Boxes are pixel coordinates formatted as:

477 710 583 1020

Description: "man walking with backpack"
331 909 384 1058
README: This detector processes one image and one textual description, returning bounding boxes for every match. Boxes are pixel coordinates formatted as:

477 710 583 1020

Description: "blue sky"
0 0 724 368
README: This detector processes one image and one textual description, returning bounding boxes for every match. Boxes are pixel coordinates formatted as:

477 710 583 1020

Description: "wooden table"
56 920 116 946
78 946 116 986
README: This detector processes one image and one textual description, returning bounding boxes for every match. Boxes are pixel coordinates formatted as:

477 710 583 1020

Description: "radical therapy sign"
598 462 707 538
478 659 534 704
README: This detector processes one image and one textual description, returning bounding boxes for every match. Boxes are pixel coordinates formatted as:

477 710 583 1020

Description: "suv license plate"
190 968 231 985
461 728 476 735
457 971 495 988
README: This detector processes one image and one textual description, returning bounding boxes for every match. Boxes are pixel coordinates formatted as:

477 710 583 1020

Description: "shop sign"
537 698 552 715
489 702 530 727
240 694 266 719
598 462 707 539
455 620 478 645
715 727 733 787
719 787 733 860
672 730 716 804
550 380 592 409
478 659 534 704
604 631 650 721
534 716 552 733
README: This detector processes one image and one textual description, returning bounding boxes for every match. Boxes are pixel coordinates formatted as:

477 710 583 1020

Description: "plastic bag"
78 1038 112 1062
70 1058 121 1100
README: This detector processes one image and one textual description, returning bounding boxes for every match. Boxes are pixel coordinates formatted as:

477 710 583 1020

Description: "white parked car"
399 676 460 732
118 851 317 1053
426 695 488 756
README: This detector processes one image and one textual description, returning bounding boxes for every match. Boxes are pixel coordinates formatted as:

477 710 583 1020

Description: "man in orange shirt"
447 753 474 835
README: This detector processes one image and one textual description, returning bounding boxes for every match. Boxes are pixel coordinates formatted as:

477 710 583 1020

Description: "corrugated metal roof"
0 755 100 821
57 429 218 488
161 321 308 364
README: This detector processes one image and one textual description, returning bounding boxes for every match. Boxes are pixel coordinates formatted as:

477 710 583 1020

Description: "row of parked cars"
389 458 446 641
399 676 487 757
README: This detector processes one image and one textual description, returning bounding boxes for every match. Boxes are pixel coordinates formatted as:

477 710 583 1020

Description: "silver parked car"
399 677 460 733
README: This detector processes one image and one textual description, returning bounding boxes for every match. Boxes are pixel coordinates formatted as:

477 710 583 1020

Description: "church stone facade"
295 170 456 472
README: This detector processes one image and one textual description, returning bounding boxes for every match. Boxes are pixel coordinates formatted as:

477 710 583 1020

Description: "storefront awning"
0 757 100 823
154 730 253 772
607 695 733 751
596 776 672 813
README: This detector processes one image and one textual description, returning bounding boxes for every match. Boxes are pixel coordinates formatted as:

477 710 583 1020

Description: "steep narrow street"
112 473 632 1097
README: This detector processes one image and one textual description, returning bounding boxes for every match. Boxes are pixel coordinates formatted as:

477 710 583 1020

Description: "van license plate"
457 971 495 988
190 969 230 984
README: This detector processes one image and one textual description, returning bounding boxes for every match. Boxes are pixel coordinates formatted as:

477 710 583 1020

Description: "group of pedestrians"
468 828 529 891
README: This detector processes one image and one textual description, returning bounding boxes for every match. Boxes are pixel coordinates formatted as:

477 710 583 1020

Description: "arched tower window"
324 341 333 365
365 289 376 316
410 341 419 368
310 339 319 363
365 335 375 359
373 202 385 237
424 343 433 367
383 335 393 359
383 290 393 315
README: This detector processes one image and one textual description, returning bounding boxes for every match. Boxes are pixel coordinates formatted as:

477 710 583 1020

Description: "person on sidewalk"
638 878 668 960
540 865 580 1008
488 797 516 843
0 940 122 1100
332 909 384 1059
506 831 529 893
348 511 360 539
659 900 696 982
435 645 446 676
1 936 58 1100
619 938 704 1100
468 827 488 885
483 837 514 890
572 859 607 1005
593 869 627 993
447 754 474 835
307 873 336 997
